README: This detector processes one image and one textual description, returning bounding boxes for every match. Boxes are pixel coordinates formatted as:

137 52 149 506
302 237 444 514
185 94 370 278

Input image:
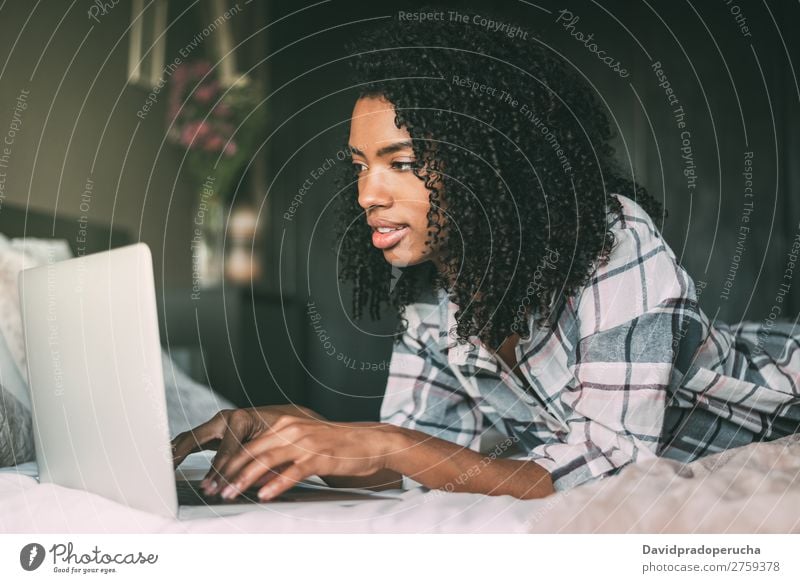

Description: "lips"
367 217 407 229
369 223 409 249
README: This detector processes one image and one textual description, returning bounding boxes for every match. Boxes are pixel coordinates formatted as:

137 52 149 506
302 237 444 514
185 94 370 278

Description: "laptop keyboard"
175 479 397 505
176 479 265 506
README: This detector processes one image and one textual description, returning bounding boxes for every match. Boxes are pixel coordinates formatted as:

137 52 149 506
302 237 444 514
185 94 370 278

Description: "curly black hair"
335 9 663 350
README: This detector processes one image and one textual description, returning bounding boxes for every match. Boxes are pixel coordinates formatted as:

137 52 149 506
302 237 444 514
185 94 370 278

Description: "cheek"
401 181 431 228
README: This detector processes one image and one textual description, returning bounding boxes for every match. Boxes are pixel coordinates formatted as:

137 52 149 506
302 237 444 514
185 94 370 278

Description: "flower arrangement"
166 60 265 200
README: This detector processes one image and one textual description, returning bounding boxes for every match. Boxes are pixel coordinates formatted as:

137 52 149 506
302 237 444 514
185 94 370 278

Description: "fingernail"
221 484 238 499
258 486 274 501
207 480 218 494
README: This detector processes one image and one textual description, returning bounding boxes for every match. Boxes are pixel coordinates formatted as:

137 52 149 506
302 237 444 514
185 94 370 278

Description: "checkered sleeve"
380 304 484 447
380 304 485 488
519 197 697 491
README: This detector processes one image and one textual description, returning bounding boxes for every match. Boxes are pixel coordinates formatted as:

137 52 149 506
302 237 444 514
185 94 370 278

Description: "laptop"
18 242 400 519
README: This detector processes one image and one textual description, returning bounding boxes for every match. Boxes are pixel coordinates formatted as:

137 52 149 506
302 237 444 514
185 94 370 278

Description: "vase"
192 182 226 289
225 203 263 285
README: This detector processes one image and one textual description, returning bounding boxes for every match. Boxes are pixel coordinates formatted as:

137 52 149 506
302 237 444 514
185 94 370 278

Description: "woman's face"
348 95 439 268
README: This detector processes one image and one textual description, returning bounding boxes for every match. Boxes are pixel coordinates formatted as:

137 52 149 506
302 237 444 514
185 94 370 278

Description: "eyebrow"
349 140 414 158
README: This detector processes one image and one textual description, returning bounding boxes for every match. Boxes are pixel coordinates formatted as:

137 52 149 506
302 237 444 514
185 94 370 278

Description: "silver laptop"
18 242 398 519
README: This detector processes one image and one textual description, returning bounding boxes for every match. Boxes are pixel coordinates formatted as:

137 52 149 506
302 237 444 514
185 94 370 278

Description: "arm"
322 301 543 494
200 416 553 500
189 300 554 501
321 424 552 498
170 392 553 498
384 425 553 498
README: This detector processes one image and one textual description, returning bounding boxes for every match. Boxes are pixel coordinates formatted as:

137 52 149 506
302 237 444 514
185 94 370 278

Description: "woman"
171 13 799 501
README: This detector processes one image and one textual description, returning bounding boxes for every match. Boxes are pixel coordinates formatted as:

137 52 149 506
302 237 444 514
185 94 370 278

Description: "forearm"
324 424 553 499
385 426 553 499
321 468 404 491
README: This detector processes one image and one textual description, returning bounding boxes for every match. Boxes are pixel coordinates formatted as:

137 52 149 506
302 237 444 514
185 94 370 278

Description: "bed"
1 433 798 533
1 204 798 533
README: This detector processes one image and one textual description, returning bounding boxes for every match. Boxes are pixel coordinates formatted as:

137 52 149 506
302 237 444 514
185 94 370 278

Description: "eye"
351 161 367 174
391 160 416 171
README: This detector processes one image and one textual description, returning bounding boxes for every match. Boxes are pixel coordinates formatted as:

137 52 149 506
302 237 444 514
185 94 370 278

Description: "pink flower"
192 60 212 77
223 141 238 157
194 81 219 104
179 121 213 149
213 102 231 117
194 121 212 140
204 134 224 152
179 121 201 147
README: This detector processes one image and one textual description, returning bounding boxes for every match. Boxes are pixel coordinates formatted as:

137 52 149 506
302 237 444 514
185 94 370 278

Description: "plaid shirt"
381 194 800 492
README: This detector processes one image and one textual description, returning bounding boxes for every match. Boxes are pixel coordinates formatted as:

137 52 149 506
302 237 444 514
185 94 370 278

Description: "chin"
382 248 425 268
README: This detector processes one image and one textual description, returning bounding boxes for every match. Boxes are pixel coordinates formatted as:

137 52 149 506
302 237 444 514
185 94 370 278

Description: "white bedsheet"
1 434 798 533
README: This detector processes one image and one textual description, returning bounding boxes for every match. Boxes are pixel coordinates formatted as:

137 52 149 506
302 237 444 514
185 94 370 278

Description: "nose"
357 167 393 211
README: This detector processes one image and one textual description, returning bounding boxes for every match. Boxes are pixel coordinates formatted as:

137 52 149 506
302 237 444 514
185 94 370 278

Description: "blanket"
1 433 797 533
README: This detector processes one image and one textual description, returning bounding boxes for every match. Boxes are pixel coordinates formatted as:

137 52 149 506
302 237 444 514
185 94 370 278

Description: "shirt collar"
434 287 558 373
436 288 501 373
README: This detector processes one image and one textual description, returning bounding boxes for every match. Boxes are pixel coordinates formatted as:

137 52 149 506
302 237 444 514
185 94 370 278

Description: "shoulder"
605 193 672 268
570 194 694 335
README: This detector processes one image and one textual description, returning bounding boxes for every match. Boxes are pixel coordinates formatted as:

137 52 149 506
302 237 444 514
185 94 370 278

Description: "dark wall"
1 1 797 422
0 0 205 292
263 0 800 421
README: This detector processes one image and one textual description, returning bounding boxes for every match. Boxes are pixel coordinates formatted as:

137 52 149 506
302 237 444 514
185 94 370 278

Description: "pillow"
0 235 234 467
0 237 38 385
9 237 73 264
0 327 34 466
0 236 74 383
0 239 40 466
161 349 234 437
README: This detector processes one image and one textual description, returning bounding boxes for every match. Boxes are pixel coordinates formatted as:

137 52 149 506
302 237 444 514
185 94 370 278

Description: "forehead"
349 96 411 150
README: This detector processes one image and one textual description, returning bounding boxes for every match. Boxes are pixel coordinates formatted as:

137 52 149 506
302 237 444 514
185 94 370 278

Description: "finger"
171 413 229 468
214 421 308 488
202 418 256 494
171 414 226 464
251 461 293 490
172 435 221 470
202 411 292 491
219 445 301 500
206 463 289 497
257 461 315 501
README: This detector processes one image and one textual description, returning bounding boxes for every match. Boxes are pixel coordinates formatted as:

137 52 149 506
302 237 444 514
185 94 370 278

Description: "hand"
170 405 325 495
208 416 396 501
